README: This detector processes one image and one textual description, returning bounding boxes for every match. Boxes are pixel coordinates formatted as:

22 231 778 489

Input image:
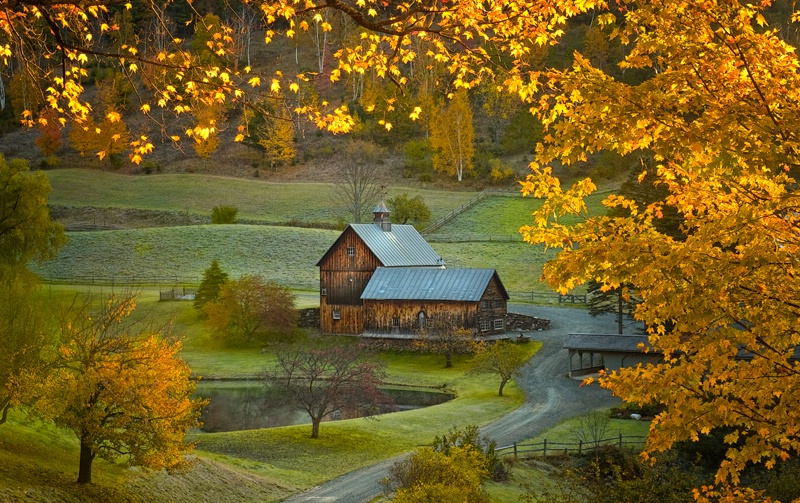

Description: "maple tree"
512 2 800 500
204 275 297 344
42 294 204 484
468 340 530 396
267 341 387 438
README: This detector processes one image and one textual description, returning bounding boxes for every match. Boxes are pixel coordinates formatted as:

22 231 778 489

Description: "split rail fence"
497 434 646 459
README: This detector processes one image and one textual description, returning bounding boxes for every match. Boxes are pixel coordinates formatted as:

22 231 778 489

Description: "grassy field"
0 287 541 501
6 169 623 501
30 225 339 290
45 169 481 225
30 224 553 293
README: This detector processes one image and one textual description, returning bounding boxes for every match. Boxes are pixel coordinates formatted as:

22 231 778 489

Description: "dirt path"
282 305 622 503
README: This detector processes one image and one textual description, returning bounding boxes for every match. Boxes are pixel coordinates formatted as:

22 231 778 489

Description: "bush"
211 205 238 224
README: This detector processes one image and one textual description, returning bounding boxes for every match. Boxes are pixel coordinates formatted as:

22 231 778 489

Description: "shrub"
211 205 238 224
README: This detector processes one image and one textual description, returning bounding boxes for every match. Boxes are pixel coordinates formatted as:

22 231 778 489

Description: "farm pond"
194 381 454 433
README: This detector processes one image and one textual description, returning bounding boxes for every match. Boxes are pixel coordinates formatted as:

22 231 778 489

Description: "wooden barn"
317 203 445 335
317 203 509 337
361 267 509 337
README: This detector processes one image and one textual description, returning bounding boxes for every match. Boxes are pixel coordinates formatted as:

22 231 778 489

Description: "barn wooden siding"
362 300 477 335
320 302 364 335
319 227 382 334
363 277 508 336
474 277 508 334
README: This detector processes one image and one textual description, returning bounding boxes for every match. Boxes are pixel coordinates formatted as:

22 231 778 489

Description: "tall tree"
41 294 204 484
513 2 800 498
330 140 387 223
0 267 52 425
204 275 297 344
0 156 65 267
267 341 387 438
430 89 475 182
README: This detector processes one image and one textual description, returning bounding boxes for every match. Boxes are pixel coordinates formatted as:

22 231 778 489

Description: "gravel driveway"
282 305 622 503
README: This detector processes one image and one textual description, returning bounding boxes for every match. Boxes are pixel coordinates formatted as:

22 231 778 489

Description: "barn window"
392 317 400 328
417 311 427 329
493 319 504 330
347 246 355 256
332 309 341 320
479 320 490 332
321 288 327 296
480 300 490 309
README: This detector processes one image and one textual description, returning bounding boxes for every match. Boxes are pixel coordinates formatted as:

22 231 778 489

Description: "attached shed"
563 334 662 377
360 267 509 338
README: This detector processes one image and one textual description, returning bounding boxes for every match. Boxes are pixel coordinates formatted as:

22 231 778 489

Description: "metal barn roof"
348 224 444 267
563 334 656 353
361 267 505 302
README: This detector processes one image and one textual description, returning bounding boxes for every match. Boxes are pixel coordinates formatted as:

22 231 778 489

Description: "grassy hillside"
29 223 558 293
45 169 481 225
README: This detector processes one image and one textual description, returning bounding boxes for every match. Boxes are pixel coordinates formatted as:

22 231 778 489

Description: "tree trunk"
0 397 10 425
617 289 623 335
498 377 509 396
311 417 321 438
445 352 452 368
77 435 95 484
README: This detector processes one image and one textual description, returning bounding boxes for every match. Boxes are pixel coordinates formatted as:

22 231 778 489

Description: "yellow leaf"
234 134 244 142
248 76 261 88
271 79 281 93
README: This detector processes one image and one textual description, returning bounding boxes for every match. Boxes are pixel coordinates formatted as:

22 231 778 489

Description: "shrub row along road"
282 305 623 503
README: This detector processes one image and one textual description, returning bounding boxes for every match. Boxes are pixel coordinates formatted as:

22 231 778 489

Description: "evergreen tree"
194 259 228 310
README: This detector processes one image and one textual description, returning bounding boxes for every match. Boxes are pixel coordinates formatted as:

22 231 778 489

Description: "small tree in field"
415 315 477 368
387 193 432 227
194 259 228 311
41 294 204 484
205 275 297 344
468 340 530 396
267 341 387 438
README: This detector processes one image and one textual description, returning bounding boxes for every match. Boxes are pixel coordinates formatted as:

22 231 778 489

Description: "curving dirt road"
282 305 622 503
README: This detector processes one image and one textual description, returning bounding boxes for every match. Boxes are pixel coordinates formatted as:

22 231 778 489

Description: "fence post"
579 440 582 456
619 433 623 448
543 439 547 458
513 442 517 459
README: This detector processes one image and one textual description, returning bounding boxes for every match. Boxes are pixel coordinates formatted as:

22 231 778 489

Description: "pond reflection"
195 381 453 433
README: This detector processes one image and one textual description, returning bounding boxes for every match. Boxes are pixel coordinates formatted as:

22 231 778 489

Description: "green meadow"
1 169 616 501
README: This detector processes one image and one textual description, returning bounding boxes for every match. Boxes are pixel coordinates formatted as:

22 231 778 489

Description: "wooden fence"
421 191 487 235
497 434 646 459
42 275 201 287
508 291 588 304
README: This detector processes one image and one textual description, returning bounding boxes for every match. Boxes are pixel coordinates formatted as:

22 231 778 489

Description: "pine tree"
194 259 228 311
